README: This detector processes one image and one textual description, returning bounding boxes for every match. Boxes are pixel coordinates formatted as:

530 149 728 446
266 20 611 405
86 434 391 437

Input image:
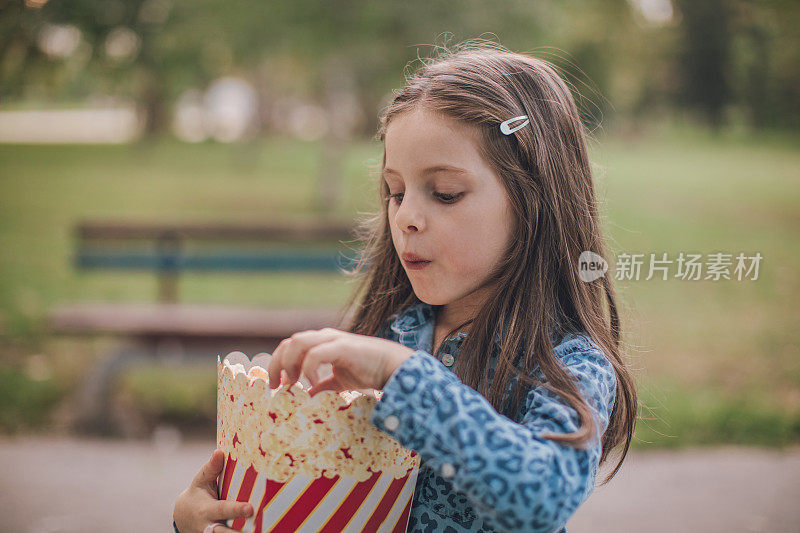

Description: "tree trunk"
314 56 360 213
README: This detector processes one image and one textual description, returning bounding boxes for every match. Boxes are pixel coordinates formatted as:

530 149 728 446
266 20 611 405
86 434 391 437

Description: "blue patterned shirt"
369 300 617 532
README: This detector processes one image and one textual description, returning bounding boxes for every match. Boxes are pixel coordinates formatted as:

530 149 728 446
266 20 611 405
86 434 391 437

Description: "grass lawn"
0 124 798 448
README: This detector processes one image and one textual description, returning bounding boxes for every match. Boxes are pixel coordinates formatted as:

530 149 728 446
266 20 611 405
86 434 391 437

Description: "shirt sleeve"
369 335 617 533
172 519 180 533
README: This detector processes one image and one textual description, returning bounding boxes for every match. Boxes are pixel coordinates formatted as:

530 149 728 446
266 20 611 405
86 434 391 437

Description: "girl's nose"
395 195 425 232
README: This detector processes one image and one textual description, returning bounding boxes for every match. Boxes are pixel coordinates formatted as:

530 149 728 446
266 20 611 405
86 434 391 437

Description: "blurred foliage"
0 363 62 433
1 0 799 135
119 363 216 428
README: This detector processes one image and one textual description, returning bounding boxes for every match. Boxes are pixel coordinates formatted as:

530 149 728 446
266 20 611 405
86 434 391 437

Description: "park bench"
48 217 360 435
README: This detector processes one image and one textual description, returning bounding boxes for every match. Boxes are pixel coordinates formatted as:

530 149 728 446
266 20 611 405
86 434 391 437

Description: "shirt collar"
388 300 435 335
388 299 563 348
388 300 503 348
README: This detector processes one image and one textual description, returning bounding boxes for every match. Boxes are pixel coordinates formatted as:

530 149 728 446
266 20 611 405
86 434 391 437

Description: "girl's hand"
267 328 415 396
173 449 253 533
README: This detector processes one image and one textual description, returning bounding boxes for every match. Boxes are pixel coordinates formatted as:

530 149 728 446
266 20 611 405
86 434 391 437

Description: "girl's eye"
386 191 464 205
434 192 464 204
387 192 404 204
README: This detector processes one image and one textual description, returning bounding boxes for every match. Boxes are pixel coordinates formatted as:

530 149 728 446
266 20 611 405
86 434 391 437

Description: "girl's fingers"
204 523 241 533
207 499 253 521
266 338 290 390
269 329 340 389
301 339 345 389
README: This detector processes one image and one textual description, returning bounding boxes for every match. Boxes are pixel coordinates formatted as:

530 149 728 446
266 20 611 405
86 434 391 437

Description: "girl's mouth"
403 259 431 270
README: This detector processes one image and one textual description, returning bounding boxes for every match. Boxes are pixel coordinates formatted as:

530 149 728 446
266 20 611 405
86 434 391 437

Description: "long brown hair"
338 40 637 484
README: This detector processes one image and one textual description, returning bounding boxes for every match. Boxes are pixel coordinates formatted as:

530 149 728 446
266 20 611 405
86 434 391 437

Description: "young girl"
174 42 637 533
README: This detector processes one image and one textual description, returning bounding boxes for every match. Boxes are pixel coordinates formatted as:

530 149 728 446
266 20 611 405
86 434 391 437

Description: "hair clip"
499 115 530 135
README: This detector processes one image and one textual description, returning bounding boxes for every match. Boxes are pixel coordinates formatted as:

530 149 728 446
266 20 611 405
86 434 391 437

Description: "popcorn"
216 351 420 532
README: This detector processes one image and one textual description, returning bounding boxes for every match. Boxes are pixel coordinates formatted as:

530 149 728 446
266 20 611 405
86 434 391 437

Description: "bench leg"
73 341 153 436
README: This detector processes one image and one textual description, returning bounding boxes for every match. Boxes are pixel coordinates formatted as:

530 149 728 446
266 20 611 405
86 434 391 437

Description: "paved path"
567 446 800 533
0 434 798 532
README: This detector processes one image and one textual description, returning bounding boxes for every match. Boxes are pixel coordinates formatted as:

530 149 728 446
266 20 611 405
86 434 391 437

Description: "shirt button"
440 462 455 478
441 353 455 367
384 415 399 431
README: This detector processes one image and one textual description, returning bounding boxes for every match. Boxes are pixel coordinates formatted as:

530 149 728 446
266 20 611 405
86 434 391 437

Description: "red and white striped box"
217 352 420 532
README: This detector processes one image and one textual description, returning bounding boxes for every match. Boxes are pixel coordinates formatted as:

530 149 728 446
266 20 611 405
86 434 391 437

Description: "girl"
174 41 637 533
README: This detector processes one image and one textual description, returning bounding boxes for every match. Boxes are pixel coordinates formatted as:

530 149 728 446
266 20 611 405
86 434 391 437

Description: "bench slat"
75 250 361 272
49 303 353 338
76 219 355 241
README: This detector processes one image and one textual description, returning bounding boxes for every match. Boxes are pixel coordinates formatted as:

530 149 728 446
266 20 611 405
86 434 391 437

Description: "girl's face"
383 107 514 307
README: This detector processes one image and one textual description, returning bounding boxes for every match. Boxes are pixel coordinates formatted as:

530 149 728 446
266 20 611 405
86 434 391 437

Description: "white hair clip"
499 115 530 135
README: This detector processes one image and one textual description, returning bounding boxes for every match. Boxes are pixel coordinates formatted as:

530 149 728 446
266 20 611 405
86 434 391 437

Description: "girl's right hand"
173 449 254 533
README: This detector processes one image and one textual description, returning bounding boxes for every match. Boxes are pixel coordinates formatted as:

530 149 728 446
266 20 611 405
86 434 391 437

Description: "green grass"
0 125 798 446
635 377 800 448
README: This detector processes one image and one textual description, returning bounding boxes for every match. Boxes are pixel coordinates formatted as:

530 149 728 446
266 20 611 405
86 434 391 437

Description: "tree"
673 0 733 130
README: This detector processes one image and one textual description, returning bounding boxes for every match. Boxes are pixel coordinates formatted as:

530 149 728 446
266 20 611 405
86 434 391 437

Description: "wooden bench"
48 217 360 435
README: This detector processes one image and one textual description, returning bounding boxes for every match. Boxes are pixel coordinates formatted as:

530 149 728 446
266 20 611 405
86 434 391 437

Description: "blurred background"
0 0 799 531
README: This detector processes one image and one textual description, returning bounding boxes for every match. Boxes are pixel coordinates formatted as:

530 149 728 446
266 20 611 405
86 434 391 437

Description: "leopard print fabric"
370 300 617 532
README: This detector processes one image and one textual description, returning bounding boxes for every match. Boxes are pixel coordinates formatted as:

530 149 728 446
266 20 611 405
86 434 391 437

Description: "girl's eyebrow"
381 165 472 178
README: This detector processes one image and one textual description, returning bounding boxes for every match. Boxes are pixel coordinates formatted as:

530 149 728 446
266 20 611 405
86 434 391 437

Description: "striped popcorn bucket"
218 453 418 532
216 352 421 533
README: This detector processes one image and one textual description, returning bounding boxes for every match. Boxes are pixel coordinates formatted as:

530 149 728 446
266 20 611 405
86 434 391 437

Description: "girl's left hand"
267 328 415 397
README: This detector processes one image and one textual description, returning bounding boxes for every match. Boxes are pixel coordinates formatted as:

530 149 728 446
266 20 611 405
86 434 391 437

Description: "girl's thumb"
308 375 341 397
193 449 225 487
209 449 225 472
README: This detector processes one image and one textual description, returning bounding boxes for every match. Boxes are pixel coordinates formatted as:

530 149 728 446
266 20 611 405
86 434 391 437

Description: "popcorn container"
216 352 421 532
